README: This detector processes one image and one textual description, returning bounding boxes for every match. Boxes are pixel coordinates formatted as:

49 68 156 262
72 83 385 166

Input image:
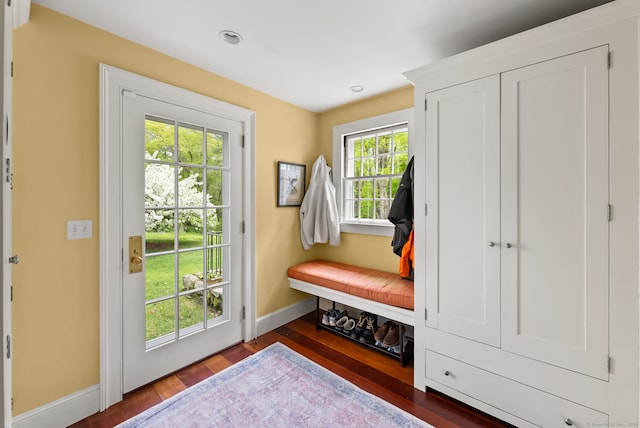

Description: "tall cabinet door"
425 75 501 347
501 46 609 379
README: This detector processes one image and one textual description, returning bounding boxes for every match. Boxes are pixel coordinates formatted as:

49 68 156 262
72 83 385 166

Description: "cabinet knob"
444 370 450 376
505 243 513 248
564 418 573 426
489 242 496 247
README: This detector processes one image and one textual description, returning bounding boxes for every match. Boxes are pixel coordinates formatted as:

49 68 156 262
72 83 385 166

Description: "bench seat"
288 260 415 326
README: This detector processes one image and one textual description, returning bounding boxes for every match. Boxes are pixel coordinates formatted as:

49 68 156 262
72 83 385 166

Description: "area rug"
118 342 433 427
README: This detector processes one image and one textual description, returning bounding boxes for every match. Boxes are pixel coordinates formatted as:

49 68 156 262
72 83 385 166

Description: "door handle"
129 236 143 274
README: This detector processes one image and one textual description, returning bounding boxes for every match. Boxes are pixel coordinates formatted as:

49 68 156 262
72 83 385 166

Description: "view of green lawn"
145 231 222 341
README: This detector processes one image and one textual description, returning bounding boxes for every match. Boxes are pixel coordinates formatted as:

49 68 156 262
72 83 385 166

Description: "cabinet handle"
489 242 496 247
505 243 513 248
564 418 573 426
444 370 450 376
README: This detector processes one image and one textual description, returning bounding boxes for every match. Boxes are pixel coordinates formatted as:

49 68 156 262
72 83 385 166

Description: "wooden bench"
288 260 415 365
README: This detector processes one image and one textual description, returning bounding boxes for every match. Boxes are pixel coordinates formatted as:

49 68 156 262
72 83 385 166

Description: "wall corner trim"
256 297 316 337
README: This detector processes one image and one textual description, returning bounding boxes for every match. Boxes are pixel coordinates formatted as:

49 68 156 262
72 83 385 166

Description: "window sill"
340 222 394 237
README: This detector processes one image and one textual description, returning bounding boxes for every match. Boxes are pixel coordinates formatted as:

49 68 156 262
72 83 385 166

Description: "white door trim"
2 0 12 425
99 64 256 410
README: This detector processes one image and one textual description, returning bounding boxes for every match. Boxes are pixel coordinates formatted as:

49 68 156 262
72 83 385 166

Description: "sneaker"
343 318 356 334
351 312 369 339
321 311 330 326
328 309 339 326
382 323 400 348
330 310 348 327
359 315 378 345
335 316 349 331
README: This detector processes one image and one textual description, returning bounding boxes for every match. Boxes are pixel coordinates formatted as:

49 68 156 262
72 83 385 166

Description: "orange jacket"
399 229 414 279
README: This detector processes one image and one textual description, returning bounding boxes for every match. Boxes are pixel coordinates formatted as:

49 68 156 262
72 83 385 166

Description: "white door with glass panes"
122 93 244 392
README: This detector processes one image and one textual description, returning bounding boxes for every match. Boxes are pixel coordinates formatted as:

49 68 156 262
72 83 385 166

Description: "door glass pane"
207 131 227 167
206 169 225 207
179 250 204 292
145 210 174 254
207 231 224 282
145 117 175 162
179 293 204 332
146 254 175 299
146 299 175 341
178 167 204 207
207 286 224 321
178 209 204 250
145 164 175 206
178 124 204 165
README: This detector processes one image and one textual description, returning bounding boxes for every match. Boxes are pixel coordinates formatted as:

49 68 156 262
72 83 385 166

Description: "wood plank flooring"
70 311 512 427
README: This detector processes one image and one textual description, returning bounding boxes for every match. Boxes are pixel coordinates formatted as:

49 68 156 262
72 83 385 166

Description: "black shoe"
351 311 369 339
359 315 378 345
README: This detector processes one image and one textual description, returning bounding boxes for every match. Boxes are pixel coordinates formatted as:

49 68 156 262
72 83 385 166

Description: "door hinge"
424 308 428 320
5 157 13 191
7 0 10 7
10 61 13 78
425 204 428 216
242 306 246 320
241 135 245 148
10 286 12 302
424 99 428 111
608 356 612 373
607 204 612 222
608 51 613 69
6 335 10 359
241 221 245 234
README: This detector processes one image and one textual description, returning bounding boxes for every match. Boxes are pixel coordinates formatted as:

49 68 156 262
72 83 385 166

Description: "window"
332 108 413 236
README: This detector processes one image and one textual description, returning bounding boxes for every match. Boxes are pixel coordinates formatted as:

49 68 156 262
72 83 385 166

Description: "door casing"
99 64 256 410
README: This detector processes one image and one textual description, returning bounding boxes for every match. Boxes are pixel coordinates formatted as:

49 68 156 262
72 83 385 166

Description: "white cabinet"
424 75 501 348
407 1 640 425
500 46 610 381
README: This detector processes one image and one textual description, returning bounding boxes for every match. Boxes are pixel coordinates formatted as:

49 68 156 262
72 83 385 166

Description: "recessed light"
350 85 365 93
218 30 243 45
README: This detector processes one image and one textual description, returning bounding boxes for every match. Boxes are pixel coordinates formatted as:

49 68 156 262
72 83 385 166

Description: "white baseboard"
12 384 100 428
256 297 316 337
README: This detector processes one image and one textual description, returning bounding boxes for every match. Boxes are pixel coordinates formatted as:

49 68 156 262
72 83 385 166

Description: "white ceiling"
32 0 613 112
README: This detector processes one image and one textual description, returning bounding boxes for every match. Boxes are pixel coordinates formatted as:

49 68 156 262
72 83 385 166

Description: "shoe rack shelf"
316 298 413 366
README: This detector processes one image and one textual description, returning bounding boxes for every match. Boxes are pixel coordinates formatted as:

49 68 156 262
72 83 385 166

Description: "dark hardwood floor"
70 311 512 427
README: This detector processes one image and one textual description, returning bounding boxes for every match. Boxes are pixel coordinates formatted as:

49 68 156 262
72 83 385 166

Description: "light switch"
67 220 92 240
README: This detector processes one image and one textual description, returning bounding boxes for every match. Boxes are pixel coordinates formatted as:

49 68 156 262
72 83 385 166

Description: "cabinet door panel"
425 75 501 347
501 46 609 379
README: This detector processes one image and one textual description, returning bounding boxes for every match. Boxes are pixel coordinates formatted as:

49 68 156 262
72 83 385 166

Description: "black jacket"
388 156 414 256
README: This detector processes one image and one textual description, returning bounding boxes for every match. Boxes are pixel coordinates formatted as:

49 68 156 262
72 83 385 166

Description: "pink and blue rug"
118 342 433 427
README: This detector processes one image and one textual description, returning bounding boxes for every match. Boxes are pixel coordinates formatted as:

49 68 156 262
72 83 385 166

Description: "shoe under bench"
287 260 414 366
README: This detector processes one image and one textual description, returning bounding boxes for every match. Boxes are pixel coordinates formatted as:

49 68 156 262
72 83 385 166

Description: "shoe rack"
315 297 413 366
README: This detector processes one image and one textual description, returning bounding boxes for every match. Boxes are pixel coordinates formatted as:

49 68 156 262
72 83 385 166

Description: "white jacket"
300 155 341 249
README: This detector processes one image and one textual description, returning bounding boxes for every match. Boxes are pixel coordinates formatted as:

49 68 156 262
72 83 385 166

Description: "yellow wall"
315 88 414 272
12 5 319 415
12 4 413 417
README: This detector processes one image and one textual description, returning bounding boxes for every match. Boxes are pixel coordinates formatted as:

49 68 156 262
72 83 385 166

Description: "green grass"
144 231 223 341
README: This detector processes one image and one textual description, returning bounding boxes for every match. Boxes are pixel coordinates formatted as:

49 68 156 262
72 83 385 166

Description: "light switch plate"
67 220 92 240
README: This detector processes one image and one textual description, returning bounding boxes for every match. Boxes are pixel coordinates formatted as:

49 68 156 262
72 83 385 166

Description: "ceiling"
32 0 613 112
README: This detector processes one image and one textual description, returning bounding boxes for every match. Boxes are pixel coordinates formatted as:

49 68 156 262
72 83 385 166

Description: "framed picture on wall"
277 161 306 207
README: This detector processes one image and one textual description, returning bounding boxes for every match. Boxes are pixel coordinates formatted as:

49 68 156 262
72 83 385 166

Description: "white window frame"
332 108 413 236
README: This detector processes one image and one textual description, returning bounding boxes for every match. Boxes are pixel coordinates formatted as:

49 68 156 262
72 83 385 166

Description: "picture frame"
277 161 306 207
